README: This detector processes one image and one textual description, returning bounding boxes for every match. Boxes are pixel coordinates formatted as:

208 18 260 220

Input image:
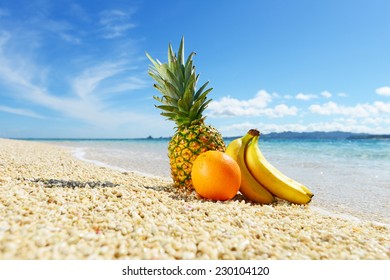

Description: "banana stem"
248 129 260 137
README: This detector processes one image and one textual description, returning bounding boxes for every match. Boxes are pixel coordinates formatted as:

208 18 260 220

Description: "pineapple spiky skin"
168 120 226 189
147 37 226 189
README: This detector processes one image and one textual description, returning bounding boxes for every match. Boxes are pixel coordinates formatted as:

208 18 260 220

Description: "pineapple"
146 37 226 189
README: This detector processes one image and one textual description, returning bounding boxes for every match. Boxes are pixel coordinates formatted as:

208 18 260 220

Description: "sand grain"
0 138 389 260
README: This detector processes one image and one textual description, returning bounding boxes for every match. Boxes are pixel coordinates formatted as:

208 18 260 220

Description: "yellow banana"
236 130 275 204
225 137 242 162
245 134 313 204
296 183 314 197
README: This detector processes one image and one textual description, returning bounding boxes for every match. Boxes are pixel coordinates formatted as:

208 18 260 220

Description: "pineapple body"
168 120 225 189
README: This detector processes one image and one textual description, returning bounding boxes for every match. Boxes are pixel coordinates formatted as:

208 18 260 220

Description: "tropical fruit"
191 151 241 200
235 131 275 204
147 37 226 189
226 129 313 204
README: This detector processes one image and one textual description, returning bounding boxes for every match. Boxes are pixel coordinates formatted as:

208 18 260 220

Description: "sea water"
41 138 390 226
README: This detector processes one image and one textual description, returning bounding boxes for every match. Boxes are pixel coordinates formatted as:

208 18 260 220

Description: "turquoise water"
41 138 390 225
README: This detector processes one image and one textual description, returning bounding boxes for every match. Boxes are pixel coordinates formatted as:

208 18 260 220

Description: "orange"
191 150 241 201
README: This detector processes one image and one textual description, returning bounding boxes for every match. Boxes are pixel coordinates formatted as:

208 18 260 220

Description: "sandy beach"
0 138 389 260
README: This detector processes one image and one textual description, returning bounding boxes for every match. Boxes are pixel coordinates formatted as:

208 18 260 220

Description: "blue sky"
0 0 389 138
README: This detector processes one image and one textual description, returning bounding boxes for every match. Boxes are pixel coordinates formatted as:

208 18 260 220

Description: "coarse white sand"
0 138 389 260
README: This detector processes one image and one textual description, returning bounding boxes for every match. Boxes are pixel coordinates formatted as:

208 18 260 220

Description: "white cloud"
0 105 44 119
376 86 390 97
99 9 136 39
60 33 81 44
309 101 390 118
295 93 317 101
0 32 148 128
292 90 332 101
362 117 390 125
99 76 146 95
207 90 297 118
0 30 10 48
219 122 259 135
71 61 130 99
205 88 390 136
272 104 298 117
321 91 332 98
22 13 82 45
374 101 390 113
338 92 348 97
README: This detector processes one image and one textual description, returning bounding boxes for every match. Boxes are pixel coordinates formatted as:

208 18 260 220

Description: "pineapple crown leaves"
146 37 213 127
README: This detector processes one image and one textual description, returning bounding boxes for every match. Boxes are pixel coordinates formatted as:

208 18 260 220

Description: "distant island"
224 131 390 141
345 134 390 140
145 131 390 141
17 131 390 141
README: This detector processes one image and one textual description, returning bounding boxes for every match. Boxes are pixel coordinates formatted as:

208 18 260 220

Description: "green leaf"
158 64 171 81
148 71 165 85
153 84 167 95
177 98 189 113
182 86 194 109
166 68 184 93
168 43 176 66
163 80 181 99
184 71 196 93
160 112 177 120
178 37 185 66
188 99 202 120
198 99 212 114
145 52 162 73
163 95 179 106
180 64 186 80
155 105 177 112
153 95 164 103
168 52 182 80
184 57 195 83
194 81 210 100
184 51 196 70
196 87 213 103
176 110 189 118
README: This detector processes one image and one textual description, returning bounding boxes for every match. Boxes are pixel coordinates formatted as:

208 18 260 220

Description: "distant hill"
346 134 390 140
224 131 390 140
262 131 364 140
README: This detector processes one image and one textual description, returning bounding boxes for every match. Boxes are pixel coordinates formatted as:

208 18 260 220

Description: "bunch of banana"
226 129 313 204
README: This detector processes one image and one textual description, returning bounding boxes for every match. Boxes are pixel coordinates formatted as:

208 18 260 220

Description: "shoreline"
63 141 389 228
0 138 389 260
69 146 172 182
